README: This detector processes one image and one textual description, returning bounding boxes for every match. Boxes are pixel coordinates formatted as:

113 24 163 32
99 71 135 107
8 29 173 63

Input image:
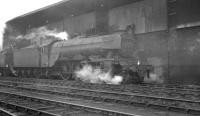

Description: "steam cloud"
144 72 164 83
0 23 6 50
16 26 68 40
145 57 164 83
75 65 123 85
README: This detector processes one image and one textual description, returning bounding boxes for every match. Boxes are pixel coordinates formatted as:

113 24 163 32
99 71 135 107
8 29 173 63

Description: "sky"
0 0 64 50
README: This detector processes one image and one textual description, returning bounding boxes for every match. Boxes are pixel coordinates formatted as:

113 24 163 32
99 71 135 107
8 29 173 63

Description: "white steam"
144 72 164 83
137 60 140 65
145 57 164 83
16 26 68 40
75 65 123 85
0 23 5 50
48 32 68 40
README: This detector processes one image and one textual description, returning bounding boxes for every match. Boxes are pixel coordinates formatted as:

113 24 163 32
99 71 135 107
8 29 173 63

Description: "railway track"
0 82 200 115
0 78 199 101
0 93 61 116
0 91 139 116
0 77 200 91
0 105 30 116
1 77 200 91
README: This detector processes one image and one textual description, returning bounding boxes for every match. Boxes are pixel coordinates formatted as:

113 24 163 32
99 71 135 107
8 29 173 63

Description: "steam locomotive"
0 30 153 84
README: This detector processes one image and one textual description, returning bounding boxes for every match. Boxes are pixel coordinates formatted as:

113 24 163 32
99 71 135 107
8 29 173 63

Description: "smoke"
75 65 123 85
0 23 5 50
144 72 164 83
145 57 164 83
16 26 68 40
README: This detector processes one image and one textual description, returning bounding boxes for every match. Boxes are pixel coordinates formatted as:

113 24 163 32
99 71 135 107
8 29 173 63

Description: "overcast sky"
0 0 63 49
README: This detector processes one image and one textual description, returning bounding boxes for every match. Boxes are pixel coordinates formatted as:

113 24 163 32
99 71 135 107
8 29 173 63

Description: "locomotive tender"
0 30 153 84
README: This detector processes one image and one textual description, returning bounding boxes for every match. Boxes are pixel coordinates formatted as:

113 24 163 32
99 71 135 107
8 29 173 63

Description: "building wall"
168 27 200 84
176 0 200 27
109 0 167 33
47 21 63 32
135 31 168 83
132 26 200 84
3 24 26 49
46 0 167 35
64 12 96 35
46 12 96 36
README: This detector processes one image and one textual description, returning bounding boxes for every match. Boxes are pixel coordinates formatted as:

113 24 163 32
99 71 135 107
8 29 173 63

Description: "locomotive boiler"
0 31 153 84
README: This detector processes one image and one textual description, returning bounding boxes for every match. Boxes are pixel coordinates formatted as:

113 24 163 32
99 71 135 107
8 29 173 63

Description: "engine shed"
4 0 200 84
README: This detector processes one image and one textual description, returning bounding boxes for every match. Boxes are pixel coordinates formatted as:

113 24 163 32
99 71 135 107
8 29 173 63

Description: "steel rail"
1 83 199 115
0 91 139 116
0 79 199 99
0 77 200 91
